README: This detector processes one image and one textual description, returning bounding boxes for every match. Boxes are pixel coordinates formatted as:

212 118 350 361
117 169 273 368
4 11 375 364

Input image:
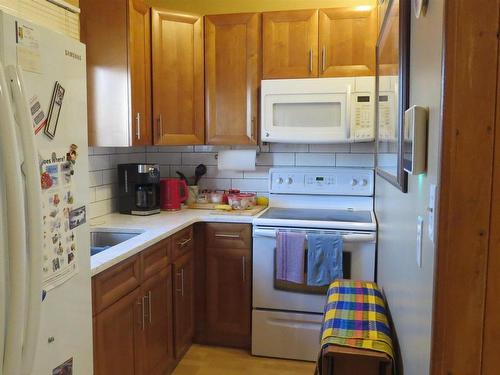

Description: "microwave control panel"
351 93 375 142
378 92 396 141
269 168 374 196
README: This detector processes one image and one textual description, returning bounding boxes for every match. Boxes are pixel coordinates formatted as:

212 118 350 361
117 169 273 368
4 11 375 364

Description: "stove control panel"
270 168 374 196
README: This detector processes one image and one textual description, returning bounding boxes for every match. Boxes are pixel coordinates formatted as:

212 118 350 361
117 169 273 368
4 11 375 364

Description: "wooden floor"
172 344 316 375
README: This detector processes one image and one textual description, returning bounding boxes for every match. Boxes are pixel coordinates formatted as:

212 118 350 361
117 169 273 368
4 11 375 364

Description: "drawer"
92 255 141 315
171 226 194 260
205 223 251 249
141 238 170 281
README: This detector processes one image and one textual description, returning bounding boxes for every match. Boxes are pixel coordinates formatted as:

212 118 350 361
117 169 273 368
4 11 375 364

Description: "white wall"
375 1 444 374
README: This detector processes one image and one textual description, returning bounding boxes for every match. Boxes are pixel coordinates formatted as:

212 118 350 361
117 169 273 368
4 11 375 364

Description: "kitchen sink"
90 230 143 256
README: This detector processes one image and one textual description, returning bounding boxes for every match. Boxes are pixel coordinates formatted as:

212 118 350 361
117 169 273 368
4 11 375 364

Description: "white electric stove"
252 168 377 362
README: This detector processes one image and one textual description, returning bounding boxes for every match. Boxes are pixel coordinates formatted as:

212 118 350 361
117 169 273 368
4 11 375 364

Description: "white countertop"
90 208 265 276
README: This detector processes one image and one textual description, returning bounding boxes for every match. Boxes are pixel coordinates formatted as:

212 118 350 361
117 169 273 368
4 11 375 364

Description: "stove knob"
361 179 369 187
287 177 293 185
277 177 284 184
351 179 359 187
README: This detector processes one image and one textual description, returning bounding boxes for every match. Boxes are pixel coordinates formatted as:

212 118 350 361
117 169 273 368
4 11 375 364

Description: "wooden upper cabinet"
129 0 152 145
152 10 205 145
319 7 377 77
205 13 261 145
262 10 319 79
80 0 152 147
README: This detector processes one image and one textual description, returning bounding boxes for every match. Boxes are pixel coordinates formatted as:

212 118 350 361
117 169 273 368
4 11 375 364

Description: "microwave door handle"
346 84 352 140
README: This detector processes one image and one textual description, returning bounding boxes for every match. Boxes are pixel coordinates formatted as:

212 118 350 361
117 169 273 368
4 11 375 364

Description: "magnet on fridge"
44 82 65 140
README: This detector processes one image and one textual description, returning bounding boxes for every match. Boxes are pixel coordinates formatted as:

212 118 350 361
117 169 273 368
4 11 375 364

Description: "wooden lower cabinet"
141 266 175 375
173 252 195 359
94 288 142 375
205 246 251 348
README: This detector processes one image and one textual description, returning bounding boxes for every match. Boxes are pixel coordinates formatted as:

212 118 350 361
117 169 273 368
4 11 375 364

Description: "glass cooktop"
259 208 373 223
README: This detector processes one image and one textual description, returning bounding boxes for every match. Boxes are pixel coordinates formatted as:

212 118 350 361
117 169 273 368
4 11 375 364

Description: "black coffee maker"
118 164 161 215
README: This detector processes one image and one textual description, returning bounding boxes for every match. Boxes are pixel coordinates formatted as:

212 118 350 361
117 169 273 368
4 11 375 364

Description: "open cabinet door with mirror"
376 0 410 192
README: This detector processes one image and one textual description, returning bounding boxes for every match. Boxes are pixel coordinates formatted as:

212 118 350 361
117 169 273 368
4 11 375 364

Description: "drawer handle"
176 237 192 248
138 298 145 330
214 233 240 239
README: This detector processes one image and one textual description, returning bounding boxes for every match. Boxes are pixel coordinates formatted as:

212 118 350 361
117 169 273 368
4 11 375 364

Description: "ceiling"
145 0 377 15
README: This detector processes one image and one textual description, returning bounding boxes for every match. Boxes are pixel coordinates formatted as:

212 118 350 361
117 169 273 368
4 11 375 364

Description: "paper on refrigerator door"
15 22 42 74
40 149 79 291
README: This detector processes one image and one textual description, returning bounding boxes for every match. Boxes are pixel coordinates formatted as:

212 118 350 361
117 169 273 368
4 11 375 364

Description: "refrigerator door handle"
0 62 27 375
6 66 44 375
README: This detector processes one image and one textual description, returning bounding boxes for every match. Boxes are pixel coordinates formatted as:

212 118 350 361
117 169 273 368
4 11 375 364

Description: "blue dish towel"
307 233 343 286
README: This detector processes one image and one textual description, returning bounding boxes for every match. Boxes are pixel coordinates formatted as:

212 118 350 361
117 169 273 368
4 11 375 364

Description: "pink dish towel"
276 231 306 284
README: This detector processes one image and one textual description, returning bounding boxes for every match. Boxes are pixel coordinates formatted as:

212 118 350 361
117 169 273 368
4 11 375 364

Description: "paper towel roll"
217 149 256 171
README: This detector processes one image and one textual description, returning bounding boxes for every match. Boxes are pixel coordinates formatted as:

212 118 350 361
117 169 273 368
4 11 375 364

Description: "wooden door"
262 10 319 79
205 13 261 145
152 10 204 145
318 7 377 77
140 267 174 375
173 252 194 359
94 288 142 375
128 0 152 145
205 246 251 348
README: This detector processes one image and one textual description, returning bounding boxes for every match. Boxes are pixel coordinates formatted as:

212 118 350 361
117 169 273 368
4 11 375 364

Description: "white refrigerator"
0 11 93 375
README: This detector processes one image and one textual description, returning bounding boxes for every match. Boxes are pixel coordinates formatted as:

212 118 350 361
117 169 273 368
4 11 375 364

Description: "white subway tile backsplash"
243 166 270 179
350 142 376 153
231 178 269 192
146 152 182 165
269 143 309 152
89 171 103 187
309 144 350 153
182 153 218 166
198 178 232 191
89 140 375 218
295 153 335 167
256 152 295 166
336 153 375 167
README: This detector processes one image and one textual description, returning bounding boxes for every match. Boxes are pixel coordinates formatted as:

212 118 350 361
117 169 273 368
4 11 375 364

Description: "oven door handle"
253 228 376 243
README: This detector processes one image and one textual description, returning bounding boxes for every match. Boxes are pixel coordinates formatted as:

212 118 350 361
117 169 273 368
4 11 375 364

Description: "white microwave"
261 77 375 144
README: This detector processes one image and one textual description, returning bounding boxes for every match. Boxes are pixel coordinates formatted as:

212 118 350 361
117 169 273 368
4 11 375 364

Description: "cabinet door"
205 13 261 145
205 246 251 348
173 252 194 359
94 288 142 375
263 10 318 79
152 10 204 145
141 267 174 375
129 0 152 145
319 7 377 77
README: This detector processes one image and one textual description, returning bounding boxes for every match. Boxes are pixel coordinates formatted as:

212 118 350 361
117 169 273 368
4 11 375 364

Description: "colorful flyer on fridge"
40 149 80 291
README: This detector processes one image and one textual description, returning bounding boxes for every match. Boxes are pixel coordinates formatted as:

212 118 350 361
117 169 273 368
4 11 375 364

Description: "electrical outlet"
417 216 424 268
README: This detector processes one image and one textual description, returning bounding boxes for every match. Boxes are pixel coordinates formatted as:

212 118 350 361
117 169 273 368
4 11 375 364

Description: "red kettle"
160 178 188 211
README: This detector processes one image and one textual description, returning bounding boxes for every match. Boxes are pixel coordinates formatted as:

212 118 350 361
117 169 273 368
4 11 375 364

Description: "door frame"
431 1 500 374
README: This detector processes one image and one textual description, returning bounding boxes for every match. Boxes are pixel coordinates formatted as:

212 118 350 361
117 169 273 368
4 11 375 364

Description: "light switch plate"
429 184 437 242
417 216 424 268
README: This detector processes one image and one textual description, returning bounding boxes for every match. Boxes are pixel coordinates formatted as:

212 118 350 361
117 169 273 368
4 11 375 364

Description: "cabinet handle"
147 291 152 324
250 116 256 139
214 233 240 239
136 112 141 140
242 256 246 282
176 237 192 248
309 49 313 73
157 114 163 141
138 297 145 330
322 46 326 73
181 269 184 297
176 269 184 297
